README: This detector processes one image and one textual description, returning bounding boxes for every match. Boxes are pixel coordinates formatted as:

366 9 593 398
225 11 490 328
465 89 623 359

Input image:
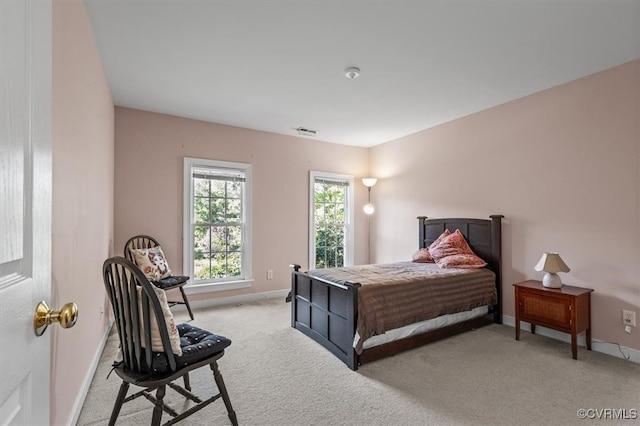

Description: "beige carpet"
78 298 640 425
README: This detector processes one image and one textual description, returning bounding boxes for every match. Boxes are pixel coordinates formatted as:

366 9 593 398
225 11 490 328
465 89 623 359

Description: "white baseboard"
68 316 115 425
502 315 640 364
171 288 290 312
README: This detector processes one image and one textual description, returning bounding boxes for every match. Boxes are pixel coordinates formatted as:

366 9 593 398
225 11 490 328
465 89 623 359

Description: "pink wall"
45 4 639 421
52 1 114 424
114 109 370 300
370 60 640 351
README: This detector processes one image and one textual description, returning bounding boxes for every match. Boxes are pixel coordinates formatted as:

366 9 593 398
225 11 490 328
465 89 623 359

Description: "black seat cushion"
143 324 231 373
176 324 231 368
152 275 189 290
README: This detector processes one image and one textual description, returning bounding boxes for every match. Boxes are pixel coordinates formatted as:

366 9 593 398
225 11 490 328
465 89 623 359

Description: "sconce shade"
362 178 377 187
534 252 570 288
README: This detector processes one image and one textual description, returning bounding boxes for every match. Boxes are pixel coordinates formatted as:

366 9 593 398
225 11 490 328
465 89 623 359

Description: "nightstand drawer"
518 291 571 332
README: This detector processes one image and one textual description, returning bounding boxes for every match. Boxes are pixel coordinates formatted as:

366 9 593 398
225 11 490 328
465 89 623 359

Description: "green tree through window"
193 174 243 279
185 158 252 286
310 172 354 269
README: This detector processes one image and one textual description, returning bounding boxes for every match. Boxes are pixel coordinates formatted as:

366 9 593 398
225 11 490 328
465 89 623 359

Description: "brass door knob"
34 301 78 336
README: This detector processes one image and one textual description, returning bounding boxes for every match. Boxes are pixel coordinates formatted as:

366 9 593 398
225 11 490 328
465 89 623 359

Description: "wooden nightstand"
514 280 593 359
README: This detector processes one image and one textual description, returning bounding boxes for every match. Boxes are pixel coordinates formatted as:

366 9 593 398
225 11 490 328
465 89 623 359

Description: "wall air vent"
296 127 317 137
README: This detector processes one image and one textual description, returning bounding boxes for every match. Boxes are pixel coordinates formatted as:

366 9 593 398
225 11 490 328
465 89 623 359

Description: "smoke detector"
344 67 360 79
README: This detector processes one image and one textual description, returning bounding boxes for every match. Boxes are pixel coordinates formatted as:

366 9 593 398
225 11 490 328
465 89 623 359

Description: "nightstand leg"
571 333 578 360
530 324 536 334
515 320 520 341
586 328 592 351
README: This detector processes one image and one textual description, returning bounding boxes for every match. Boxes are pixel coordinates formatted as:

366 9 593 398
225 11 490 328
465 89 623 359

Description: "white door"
0 0 52 424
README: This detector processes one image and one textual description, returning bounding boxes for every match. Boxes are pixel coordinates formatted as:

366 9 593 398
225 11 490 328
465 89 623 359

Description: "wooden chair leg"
211 361 237 426
180 286 194 320
109 382 130 426
151 385 166 426
183 372 191 391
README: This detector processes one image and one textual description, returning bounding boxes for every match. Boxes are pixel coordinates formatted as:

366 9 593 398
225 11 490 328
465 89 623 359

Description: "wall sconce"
534 252 570 288
362 178 377 215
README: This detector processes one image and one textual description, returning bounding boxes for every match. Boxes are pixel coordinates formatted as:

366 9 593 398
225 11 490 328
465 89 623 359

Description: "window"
184 158 252 292
309 171 354 269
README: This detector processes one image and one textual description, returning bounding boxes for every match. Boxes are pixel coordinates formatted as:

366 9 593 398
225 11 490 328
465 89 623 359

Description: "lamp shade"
534 252 570 273
362 178 377 187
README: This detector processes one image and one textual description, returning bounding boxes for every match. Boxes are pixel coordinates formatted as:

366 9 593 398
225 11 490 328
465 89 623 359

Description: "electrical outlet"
622 309 636 327
267 270 273 280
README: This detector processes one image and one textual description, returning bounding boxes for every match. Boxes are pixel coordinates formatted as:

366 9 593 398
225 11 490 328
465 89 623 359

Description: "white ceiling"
83 0 640 148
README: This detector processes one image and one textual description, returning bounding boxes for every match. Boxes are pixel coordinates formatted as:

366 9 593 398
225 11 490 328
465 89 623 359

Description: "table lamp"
534 252 570 288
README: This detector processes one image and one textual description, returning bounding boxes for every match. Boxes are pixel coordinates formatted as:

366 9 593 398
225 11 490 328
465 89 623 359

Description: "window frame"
183 157 253 293
309 171 354 269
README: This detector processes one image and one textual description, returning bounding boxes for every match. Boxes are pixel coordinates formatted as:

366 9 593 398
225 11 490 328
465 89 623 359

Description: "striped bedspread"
307 262 496 354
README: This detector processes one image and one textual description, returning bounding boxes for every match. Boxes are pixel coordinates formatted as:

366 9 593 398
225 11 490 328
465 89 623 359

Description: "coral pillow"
428 229 451 254
428 229 474 261
132 246 172 281
412 248 434 263
436 253 487 269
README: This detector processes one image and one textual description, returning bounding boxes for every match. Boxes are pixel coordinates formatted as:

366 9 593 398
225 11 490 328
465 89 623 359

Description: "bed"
289 215 503 370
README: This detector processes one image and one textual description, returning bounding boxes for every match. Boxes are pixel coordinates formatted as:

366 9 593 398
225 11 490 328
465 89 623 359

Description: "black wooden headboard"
418 215 504 323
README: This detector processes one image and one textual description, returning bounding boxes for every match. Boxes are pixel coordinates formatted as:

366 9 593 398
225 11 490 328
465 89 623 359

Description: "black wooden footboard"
290 264 360 370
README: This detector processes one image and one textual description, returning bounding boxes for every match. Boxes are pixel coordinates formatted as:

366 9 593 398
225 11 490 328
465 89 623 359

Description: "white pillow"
138 285 182 356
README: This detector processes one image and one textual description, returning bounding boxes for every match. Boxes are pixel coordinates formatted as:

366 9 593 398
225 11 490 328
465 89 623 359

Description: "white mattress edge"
356 305 489 350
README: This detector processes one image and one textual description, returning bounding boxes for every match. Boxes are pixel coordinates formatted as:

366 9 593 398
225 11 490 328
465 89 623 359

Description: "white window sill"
184 279 253 295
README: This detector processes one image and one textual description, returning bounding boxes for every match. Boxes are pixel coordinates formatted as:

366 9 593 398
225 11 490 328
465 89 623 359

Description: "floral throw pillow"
132 246 172 281
137 285 182 356
427 229 451 255
436 253 487 269
428 229 474 261
412 248 435 263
